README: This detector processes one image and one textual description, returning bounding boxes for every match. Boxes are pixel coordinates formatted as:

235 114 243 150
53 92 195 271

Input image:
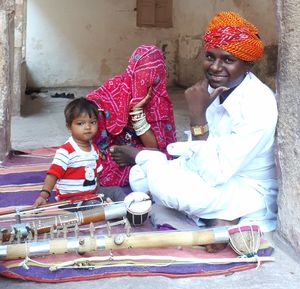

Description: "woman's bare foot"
201 218 240 253
109 145 140 166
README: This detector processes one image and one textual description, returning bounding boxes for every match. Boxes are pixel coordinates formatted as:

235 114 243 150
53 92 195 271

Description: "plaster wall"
276 0 300 255
12 0 26 115
0 0 14 162
25 0 277 89
25 0 178 88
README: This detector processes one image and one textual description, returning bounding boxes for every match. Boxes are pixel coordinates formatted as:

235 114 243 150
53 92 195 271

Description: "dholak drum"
124 192 152 226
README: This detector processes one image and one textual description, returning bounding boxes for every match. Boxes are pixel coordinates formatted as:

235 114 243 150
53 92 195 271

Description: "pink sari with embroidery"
86 44 176 186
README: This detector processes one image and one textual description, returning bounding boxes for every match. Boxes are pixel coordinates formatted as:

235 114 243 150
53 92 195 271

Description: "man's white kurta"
130 73 278 232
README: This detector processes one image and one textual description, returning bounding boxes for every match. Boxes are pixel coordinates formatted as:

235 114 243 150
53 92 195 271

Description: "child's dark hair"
64 97 99 126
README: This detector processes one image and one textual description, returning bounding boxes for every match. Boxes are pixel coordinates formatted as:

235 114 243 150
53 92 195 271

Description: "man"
126 12 278 244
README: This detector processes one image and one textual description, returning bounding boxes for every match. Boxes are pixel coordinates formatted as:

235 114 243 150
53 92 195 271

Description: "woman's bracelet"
130 108 151 135
135 122 151 136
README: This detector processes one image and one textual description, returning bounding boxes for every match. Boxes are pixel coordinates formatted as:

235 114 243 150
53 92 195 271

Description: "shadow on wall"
253 44 278 91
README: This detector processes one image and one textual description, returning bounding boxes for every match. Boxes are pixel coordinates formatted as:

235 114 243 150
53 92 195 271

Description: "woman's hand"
130 87 152 110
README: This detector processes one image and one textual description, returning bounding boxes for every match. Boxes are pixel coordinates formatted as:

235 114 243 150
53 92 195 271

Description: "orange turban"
203 11 264 61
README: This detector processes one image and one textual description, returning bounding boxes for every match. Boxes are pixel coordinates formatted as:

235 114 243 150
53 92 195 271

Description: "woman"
129 12 278 240
86 44 176 187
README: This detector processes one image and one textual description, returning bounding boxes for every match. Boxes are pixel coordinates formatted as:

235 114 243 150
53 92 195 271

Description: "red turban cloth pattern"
203 11 264 61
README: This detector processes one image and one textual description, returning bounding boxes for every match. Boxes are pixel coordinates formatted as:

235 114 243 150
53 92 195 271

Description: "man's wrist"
189 114 207 126
191 123 209 136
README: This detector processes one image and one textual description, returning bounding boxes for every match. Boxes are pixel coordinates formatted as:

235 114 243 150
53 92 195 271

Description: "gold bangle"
191 124 209 136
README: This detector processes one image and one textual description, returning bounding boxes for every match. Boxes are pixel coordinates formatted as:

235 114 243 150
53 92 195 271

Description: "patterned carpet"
0 149 273 282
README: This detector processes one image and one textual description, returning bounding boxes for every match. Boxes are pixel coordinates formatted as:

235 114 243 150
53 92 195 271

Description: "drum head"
124 192 152 226
124 192 152 214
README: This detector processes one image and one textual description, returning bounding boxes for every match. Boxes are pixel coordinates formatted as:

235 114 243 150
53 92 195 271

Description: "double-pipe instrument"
0 202 127 243
0 224 261 260
0 192 152 243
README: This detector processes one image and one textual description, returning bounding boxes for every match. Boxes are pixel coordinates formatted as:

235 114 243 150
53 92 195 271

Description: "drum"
228 224 261 257
124 192 152 226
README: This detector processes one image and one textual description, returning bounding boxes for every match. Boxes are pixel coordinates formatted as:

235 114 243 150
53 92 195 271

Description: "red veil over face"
86 44 176 186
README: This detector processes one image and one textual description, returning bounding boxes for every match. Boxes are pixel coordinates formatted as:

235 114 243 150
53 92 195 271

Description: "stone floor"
11 87 190 150
1 87 300 288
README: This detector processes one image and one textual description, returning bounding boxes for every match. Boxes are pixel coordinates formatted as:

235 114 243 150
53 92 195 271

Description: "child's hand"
33 196 48 208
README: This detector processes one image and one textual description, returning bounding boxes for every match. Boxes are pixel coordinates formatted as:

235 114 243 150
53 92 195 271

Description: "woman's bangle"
135 122 151 136
130 108 151 135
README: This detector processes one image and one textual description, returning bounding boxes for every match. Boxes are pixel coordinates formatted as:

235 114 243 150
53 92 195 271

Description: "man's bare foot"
201 218 240 253
205 243 228 253
109 145 140 166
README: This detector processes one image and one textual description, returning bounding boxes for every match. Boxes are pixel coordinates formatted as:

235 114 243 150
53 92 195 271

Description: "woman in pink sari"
86 44 176 187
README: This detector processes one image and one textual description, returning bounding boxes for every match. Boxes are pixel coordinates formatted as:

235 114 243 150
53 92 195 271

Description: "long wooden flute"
0 202 127 242
0 227 230 260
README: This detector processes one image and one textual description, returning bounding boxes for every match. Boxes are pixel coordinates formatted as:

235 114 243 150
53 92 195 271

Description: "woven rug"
0 149 274 282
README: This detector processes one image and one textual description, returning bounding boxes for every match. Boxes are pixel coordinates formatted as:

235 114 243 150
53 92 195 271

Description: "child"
33 97 103 207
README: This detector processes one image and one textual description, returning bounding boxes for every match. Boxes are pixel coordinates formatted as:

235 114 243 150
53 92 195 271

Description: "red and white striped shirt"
48 137 103 200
